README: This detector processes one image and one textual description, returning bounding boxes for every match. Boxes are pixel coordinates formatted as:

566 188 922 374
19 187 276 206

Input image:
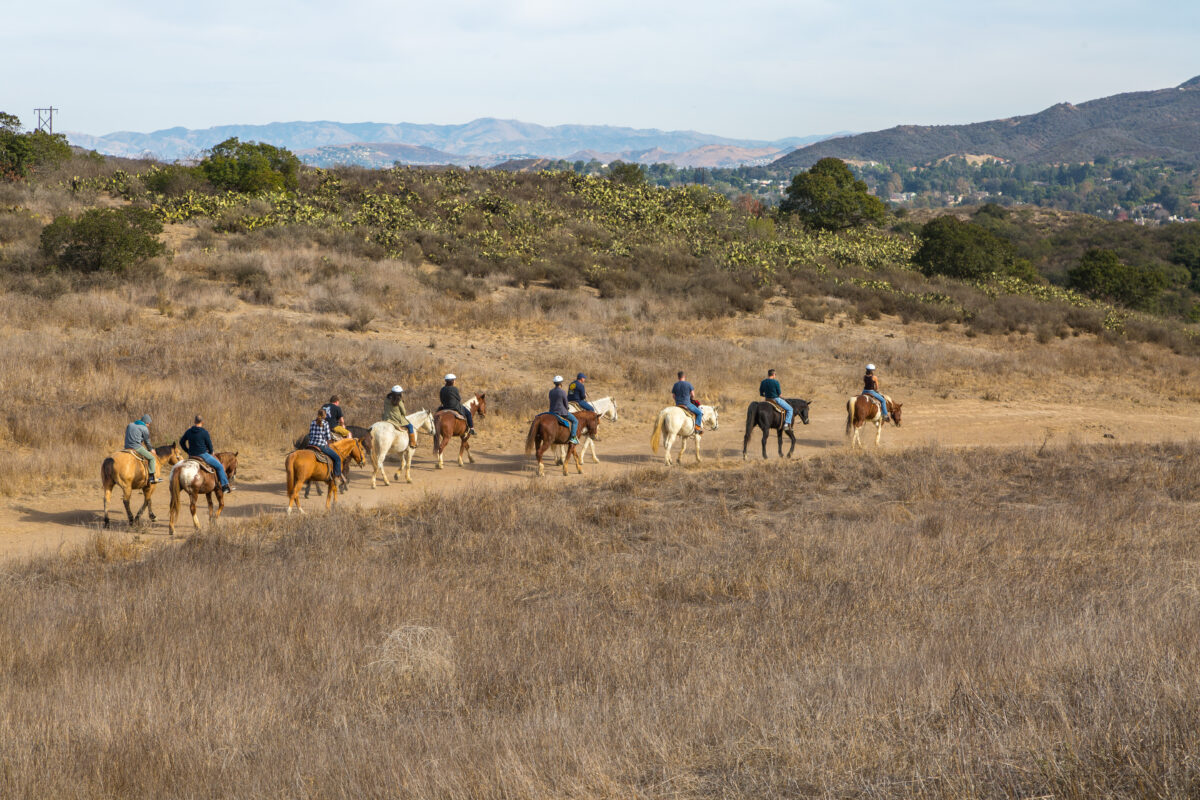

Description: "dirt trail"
0 395 1194 563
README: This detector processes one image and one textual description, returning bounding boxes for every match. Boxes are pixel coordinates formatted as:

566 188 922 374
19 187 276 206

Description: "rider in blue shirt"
549 376 579 444
567 373 594 412
758 368 793 429
179 415 234 493
671 371 703 432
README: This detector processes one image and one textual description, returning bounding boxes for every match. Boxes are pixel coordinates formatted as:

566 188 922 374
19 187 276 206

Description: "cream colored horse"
368 410 434 487
649 405 718 466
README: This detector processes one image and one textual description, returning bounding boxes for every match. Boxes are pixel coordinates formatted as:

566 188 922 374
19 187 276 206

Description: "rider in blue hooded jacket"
567 373 594 412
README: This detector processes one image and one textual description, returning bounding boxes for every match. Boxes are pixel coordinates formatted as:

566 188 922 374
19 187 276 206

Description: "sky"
4 0 1199 141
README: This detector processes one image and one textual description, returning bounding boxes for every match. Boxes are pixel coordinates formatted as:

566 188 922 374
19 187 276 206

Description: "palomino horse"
432 394 486 469
168 452 239 536
101 442 184 528
649 405 719 466
525 410 600 477
285 437 366 513
368 410 435 488
742 398 812 460
846 394 903 448
560 396 619 465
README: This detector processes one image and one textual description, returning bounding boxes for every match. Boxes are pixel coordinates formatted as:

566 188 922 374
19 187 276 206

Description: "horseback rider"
438 374 476 436
759 368 794 430
567 373 594 412
308 408 345 488
672 371 703 433
549 375 579 445
321 395 351 439
862 363 890 422
124 413 159 484
384 385 415 443
179 415 234 493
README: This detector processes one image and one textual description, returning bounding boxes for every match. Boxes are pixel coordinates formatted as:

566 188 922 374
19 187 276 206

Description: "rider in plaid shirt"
307 409 343 481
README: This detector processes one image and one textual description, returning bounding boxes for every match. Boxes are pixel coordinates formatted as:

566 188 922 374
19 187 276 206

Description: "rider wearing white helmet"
862 363 890 421
548 375 579 445
438 373 475 436
383 384 414 440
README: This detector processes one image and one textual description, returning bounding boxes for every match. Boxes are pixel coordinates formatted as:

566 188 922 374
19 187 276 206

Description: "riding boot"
223 485 235 493
469 428 477 437
148 474 159 484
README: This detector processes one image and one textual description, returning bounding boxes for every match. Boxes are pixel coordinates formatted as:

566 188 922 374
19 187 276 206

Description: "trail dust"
0 391 1193 563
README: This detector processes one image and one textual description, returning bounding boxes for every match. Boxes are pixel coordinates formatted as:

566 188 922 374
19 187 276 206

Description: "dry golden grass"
0 442 1197 797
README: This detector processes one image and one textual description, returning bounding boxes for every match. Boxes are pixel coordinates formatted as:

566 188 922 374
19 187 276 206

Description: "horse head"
473 393 487 417
159 442 185 468
348 437 366 466
600 398 618 422
890 402 903 426
701 405 719 431
792 399 812 426
415 410 436 435
220 451 239 479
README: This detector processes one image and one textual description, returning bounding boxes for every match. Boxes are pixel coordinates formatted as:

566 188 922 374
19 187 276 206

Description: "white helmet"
866 363 876 371
444 373 456 381
391 385 403 393
553 375 564 383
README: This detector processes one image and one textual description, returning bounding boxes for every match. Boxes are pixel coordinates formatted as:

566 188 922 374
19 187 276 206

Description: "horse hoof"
149 514 156 521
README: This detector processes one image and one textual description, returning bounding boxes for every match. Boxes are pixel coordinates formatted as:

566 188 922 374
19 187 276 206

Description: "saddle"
537 412 572 429
304 446 333 465
123 448 149 463
566 402 584 414
859 393 883 410
187 457 216 474
437 408 467 422
766 398 787 415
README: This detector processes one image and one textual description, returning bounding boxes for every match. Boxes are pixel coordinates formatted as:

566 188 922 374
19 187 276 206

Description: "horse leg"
663 431 676 466
206 489 216 522
562 441 571 476
534 440 546 477
436 439 444 470
214 489 224 523
694 432 703 463
761 425 769 459
402 448 413 484
678 435 689 463
585 437 599 464
786 429 797 458
875 419 883 447
572 443 583 474
191 491 201 531
121 484 135 525
103 484 113 528
464 434 475 464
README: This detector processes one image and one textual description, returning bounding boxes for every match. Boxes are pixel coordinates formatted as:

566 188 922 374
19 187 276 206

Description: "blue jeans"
318 445 343 478
863 390 889 419
564 412 578 439
463 407 474 430
196 452 230 487
575 399 595 412
681 402 702 428
770 397 793 426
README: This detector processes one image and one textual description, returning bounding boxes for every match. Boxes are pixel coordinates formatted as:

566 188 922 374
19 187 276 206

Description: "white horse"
557 396 620 465
368 409 435 487
649 405 719 466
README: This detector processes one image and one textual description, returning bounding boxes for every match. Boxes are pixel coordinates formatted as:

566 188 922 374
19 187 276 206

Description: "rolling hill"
773 76 1200 171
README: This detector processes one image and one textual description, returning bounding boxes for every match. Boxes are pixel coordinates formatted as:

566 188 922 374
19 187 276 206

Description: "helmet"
391 385 403 394
444 373 456 381
577 372 587 379
866 363 876 371
553 375 564 383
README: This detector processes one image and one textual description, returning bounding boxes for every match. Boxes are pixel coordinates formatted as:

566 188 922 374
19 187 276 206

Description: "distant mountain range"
66 119 840 169
773 77 1200 171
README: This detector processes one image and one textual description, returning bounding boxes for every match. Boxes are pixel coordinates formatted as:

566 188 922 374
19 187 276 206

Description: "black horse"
743 398 811 459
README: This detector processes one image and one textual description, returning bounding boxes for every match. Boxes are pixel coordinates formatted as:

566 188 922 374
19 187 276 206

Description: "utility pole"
34 107 57 134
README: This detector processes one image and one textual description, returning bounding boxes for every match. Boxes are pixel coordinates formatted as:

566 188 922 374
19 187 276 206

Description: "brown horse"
524 410 599 477
846 394 904 448
168 452 239 536
285 437 365 513
432 393 486 469
101 442 184 528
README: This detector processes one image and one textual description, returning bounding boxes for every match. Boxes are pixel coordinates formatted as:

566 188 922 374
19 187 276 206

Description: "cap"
391 385 403 393
444 373 456 381
577 372 587 379
140 414 152 424
866 363 876 371
553 375 564 383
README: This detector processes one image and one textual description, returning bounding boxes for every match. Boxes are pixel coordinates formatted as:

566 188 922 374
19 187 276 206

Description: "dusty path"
0 395 1195 563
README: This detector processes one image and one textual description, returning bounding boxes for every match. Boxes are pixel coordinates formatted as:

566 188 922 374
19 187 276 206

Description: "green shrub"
915 215 1017 280
39 207 165 274
198 138 300 193
0 113 72 180
780 158 887 231
1067 248 1166 310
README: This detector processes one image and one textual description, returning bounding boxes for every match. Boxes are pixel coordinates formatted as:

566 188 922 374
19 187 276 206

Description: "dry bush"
0 443 1198 797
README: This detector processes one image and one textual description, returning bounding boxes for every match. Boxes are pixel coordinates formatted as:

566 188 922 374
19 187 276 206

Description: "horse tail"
101 456 116 489
650 410 665 454
845 398 854 437
524 419 538 456
433 425 442 454
745 402 758 434
285 453 296 498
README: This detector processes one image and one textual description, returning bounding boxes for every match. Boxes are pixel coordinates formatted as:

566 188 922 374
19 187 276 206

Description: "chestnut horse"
168 452 239 536
285 437 365 513
432 394 486 469
525 410 599 477
101 442 184 528
846 394 903 448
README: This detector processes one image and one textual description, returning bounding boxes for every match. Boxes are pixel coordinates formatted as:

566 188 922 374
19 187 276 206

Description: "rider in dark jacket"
549 376 579 444
567 373 594 412
438 374 475 435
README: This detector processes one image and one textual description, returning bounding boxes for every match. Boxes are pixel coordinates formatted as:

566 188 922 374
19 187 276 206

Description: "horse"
101 442 184 528
559 396 619 465
284 437 366 513
846 394 903 448
742 398 812 460
649 405 719 466
525 410 599 477
167 452 239 536
432 394 486 469
293 424 372 473
368 410 435 488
